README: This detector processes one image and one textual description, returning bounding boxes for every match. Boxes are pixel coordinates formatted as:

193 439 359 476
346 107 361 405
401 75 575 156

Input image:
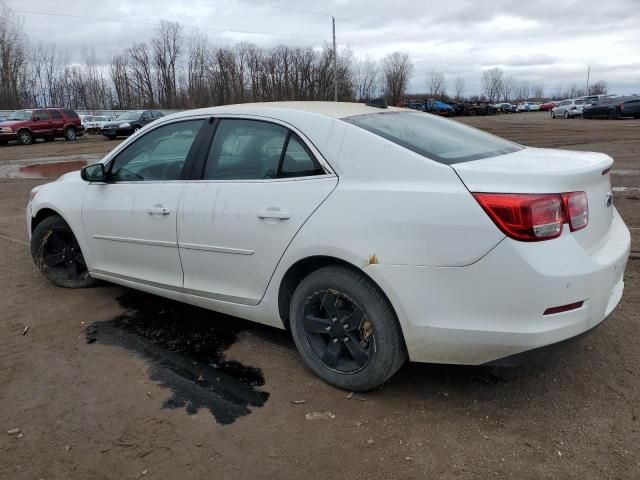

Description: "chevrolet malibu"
27 102 630 391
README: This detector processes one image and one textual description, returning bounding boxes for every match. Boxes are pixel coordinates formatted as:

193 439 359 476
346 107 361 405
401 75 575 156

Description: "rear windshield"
343 111 522 164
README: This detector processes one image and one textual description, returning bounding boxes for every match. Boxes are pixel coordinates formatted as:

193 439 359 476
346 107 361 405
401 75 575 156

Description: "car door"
82 118 206 288
178 117 338 305
49 109 65 135
32 109 52 138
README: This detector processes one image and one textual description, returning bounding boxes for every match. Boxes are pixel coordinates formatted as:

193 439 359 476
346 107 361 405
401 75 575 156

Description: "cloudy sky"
7 0 640 96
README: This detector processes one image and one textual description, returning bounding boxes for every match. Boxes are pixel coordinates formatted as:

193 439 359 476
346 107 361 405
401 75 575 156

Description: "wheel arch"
31 207 67 233
16 127 33 135
277 255 401 333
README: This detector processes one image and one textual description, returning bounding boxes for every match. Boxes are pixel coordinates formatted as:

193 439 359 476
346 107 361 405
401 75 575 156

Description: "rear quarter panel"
273 122 504 270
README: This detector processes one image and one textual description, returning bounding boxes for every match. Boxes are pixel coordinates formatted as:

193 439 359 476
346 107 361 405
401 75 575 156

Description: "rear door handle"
258 209 290 220
148 205 171 215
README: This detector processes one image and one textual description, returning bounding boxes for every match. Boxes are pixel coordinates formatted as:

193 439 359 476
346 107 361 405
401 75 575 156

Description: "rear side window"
280 134 324 178
50 110 63 119
204 119 288 180
63 109 79 119
34 110 49 121
344 112 521 164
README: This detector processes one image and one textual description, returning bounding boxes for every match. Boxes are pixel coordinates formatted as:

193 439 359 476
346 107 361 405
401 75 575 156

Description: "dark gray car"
101 110 164 139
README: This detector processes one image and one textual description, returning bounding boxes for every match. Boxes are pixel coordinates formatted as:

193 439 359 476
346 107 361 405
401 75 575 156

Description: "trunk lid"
452 147 614 253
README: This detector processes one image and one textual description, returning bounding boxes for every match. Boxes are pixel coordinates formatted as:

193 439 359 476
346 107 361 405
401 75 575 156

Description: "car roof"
165 101 405 121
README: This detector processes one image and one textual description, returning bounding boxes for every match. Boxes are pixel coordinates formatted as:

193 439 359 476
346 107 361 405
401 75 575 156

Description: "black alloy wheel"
31 215 97 288
302 289 374 373
289 265 407 391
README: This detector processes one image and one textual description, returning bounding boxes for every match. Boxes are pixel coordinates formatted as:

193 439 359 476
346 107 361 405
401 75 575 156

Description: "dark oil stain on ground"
86 291 269 425
7 160 87 179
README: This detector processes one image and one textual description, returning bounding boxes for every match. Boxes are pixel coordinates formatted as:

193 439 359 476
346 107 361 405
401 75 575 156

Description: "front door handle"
258 209 290 220
148 205 171 215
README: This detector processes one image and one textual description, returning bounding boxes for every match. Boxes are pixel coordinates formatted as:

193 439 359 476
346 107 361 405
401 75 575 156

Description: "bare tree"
453 76 465 100
531 83 544 100
0 1 29 108
352 54 378 100
482 67 503 103
501 75 515 102
425 70 446 98
589 80 607 95
514 80 530 101
381 52 413 105
152 20 182 108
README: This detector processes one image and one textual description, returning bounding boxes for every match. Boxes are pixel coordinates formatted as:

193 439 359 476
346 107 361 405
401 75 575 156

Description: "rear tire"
289 266 407 391
564 111 569 119
64 127 77 141
17 129 33 145
31 215 97 288
608 109 617 120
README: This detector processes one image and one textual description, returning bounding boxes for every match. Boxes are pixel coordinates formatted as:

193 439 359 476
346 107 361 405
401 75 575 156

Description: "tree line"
0 2 608 111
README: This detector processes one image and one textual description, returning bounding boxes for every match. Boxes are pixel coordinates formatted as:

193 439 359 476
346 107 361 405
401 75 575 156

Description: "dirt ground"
1 112 639 479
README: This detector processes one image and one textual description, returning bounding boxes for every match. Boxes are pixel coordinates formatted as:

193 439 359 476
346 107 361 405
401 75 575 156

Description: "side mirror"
81 163 106 182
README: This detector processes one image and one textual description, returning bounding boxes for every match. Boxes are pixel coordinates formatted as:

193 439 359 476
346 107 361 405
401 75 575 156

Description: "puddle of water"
86 291 269 425
5 160 87 179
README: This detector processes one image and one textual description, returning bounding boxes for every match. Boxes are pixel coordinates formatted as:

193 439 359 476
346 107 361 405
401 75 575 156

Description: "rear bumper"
364 209 631 364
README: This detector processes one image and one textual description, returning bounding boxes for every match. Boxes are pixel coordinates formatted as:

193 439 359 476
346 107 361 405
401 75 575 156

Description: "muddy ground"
0 112 638 479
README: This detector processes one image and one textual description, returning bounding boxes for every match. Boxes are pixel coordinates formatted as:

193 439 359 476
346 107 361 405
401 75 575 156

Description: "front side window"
50 110 63 119
109 119 204 182
344 111 521 165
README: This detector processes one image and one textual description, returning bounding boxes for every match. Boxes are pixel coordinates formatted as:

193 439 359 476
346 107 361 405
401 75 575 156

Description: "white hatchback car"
27 102 630 391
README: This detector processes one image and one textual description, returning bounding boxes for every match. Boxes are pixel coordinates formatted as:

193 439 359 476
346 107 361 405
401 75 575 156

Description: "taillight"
562 191 588 231
619 103 624 110
473 192 588 242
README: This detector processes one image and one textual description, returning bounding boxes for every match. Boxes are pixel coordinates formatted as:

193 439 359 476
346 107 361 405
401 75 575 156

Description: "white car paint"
552 99 586 118
27 102 631 365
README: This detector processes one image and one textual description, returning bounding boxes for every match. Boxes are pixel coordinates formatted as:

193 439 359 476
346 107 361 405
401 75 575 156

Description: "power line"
230 0 335 18
14 9 328 39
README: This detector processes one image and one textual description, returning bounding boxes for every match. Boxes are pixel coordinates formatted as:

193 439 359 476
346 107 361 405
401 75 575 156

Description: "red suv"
0 108 85 145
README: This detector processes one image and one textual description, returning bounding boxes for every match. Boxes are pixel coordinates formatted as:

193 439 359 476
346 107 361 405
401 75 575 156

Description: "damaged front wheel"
31 215 97 288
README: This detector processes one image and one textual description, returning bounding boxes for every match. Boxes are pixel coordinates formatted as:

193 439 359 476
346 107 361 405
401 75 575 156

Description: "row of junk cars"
403 94 640 119
0 109 165 145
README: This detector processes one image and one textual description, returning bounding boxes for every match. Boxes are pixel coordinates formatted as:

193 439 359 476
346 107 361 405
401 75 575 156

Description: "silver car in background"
551 99 585 118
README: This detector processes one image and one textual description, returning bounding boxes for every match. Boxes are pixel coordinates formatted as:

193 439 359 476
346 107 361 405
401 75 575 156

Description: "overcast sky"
8 0 640 96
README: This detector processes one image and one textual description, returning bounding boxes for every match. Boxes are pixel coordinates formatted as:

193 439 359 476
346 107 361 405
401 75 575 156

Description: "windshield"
7 110 33 121
117 111 142 121
343 111 522 164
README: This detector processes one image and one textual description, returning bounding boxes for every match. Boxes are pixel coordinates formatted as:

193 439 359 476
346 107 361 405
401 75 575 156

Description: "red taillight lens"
619 103 624 110
562 191 588 231
473 193 565 241
473 191 589 241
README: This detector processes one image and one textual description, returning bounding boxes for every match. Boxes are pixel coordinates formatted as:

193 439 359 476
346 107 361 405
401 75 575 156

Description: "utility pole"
585 65 591 97
332 16 337 102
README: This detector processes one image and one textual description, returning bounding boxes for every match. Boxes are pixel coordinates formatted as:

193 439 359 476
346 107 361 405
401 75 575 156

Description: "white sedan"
27 102 630 391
